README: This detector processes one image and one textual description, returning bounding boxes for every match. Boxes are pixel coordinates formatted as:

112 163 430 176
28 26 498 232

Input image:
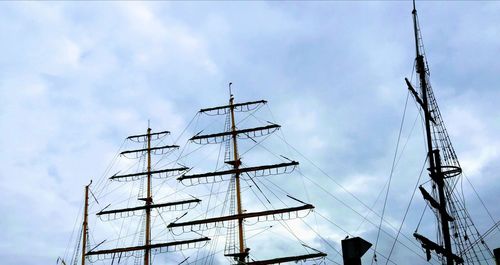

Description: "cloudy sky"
1 1 499 265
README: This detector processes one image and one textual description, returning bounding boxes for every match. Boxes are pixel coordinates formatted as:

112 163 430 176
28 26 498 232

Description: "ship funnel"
341 236 372 265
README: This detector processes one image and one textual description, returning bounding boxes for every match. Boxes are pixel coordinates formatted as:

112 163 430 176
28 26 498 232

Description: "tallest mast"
406 1 478 265
411 0 435 177
411 4 453 265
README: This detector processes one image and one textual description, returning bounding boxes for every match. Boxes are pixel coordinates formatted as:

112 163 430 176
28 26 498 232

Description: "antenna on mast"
229 82 233 98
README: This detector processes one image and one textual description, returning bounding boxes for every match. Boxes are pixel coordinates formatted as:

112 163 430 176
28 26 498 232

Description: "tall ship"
58 2 499 265
59 87 328 265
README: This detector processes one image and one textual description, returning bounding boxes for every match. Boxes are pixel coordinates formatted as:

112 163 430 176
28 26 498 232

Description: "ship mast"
228 86 247 263
410 2 455 264
144 127 152 265
404 3 496 263
170 85 326 264
81 181 91 265
86 128 210 262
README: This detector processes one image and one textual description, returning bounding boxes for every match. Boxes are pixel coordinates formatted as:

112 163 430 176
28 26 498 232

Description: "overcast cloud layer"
0 1 499 265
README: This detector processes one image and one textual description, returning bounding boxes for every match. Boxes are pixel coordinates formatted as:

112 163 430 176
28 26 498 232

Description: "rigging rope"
235 103 431 263
385 156 428 264
273 135 430 262
64 196 83 263
372 90 410 264
463 173 499 234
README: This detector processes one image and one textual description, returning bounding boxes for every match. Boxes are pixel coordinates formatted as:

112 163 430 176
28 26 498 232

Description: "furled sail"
190 124 280 144
178 161 298 186
199 100 267 116
86 237 210 262
168 204 314 232
119 145 179 158
110 167 189 182
126 131 170 143
244 253 327 265
97 199 201 221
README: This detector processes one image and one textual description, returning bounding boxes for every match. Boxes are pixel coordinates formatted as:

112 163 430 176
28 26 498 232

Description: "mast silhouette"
409 2 458 264
405 1 495 264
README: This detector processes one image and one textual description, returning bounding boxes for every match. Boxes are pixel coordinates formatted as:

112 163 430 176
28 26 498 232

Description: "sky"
0 1 499 265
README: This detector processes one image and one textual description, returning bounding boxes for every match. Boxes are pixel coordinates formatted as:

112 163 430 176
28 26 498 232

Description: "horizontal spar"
97 199 201 216
126 130 170 142
190 124 280 144
110 167 189 181
244 252 327 265
86 237 210 256
200 100 267 115
419 186 454 222
178 161 299 185
405 78 436 124
414 233 463 263
120 145 179 158
168 204 314 228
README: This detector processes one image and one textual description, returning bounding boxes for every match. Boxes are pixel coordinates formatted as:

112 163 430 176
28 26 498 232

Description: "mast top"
229 82 233 99
411 0 422 60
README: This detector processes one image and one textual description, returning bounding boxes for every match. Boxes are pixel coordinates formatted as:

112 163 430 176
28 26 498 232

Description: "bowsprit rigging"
406 1 495 264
